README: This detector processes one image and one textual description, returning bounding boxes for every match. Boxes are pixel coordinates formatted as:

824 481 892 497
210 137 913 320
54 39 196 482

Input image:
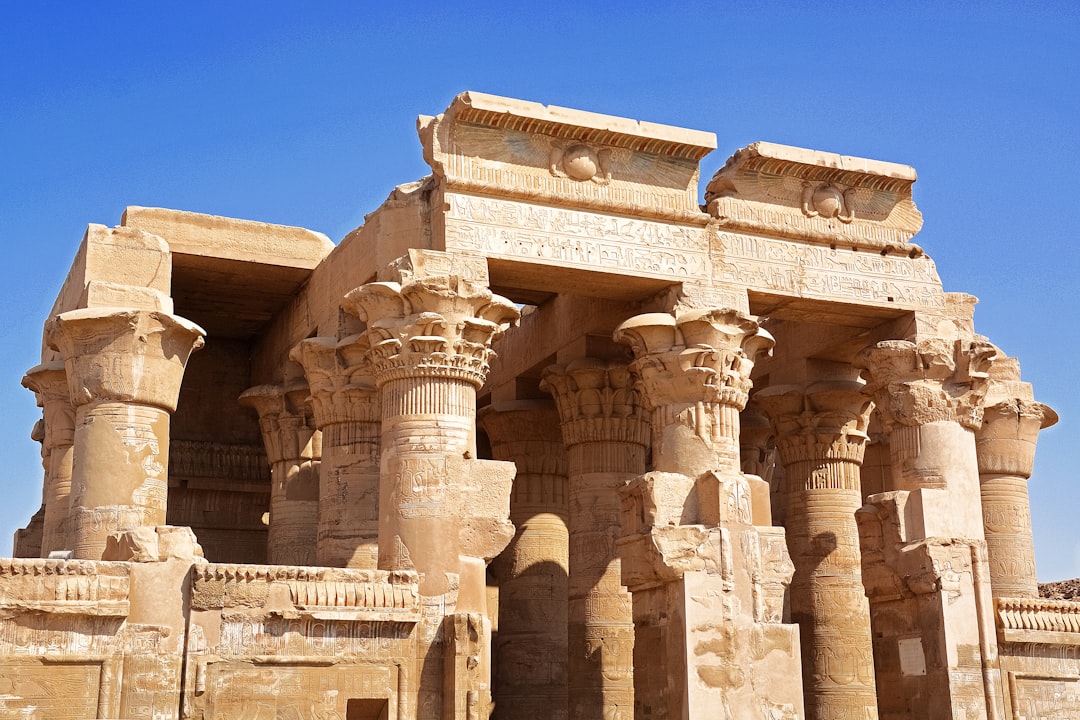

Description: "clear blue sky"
2 2 1078 579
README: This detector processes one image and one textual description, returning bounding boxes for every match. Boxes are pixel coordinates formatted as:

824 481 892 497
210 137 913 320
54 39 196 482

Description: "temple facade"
8 92 1078 719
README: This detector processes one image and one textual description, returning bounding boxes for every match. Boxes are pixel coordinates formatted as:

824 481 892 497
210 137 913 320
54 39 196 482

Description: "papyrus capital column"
755 381 878 720
856 336 997 538
614 308 773 476
291 335 380 569
347 267 519 720
239 380 320 566
45 308 205 560
855 337 1004 719
613 309 802 720
975 373 1057 598
478 402 569 720
346 274 519 593
22 361 76 555
540 359 648 720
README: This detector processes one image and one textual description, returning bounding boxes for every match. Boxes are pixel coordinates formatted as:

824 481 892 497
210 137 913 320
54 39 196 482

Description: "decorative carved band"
996 597 1080 641
169 440 270 485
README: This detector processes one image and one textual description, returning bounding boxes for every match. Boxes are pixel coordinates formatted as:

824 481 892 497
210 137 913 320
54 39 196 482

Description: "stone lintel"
122 206 334 270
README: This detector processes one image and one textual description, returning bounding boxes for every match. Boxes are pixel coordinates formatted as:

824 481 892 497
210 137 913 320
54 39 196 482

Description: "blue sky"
2 2 1078 579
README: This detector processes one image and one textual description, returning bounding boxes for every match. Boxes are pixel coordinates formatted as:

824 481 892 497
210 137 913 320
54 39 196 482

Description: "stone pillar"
857 337 1004 720
975 368 1057 599
345 264 519 720
292 336 381 569
478 401 569 720
540 359 647 720
614 309 803 720
239 381 320 566
22 361 76 555
755 381 879 720
45 308 205 561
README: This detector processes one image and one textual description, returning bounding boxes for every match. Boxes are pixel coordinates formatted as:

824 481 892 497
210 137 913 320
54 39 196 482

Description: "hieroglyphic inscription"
203 663 396 720
444 194 710 281
1010 674 1080 720
713 231 945 310
0 662 101 718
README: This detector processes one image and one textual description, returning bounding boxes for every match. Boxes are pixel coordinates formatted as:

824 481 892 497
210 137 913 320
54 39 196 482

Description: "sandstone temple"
9 92 1077 719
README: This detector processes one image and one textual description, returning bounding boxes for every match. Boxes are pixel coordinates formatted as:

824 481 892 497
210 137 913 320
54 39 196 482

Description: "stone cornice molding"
290 335 379 428
539 358 650 448
613 308 774 413
45 308 205 412
855 337 997 431
705 141 924 256
343 275 519 389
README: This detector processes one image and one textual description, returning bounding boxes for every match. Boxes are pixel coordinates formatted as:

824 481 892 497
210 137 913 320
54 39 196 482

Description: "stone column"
540 358 649 720
755 381 879 720
975 369 1057 599
45 308 205 561
345 266 519 720
478 401 569 720
857 337 1004 720
239 381 320 566
614 309 803 720
292 336 381 569
22 361 76 555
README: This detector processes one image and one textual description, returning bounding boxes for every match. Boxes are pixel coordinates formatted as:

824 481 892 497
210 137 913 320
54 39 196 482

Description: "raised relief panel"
0 661 106 718
444 193 711 282
712 230 945 311
1008 674 1080 720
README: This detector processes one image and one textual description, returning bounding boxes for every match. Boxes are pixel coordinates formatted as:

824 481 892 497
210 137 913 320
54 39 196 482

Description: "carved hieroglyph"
478 402 569 720
754 382 879 720
541 359 649 720
46 308 205 560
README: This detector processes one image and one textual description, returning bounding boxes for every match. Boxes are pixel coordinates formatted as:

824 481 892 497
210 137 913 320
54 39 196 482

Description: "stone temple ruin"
9 92 1079 719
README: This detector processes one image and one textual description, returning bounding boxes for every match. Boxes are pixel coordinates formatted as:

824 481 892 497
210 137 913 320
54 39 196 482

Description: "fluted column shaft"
46 308 205 560
293 337 381 569
22 361 76 555
239 382 320 566
976 395 1056 598
541 360 649 720
479 402 569 720
756 383 878 720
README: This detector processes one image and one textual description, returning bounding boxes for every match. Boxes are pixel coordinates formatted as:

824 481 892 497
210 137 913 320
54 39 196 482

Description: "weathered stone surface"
8 91 1077 720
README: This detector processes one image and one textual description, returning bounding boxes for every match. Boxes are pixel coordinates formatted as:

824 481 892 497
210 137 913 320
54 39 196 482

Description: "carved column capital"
855 337 997 431
539 358 650 449
754 381 874 489
45 308 206 412
613 308 773 412
343 275 519 389
239 382 317 465
976 396 1057 478
290 335 379 427
22 361 75 452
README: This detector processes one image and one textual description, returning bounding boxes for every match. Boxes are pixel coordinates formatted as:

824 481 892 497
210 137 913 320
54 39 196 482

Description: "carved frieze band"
996 597 1080 643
